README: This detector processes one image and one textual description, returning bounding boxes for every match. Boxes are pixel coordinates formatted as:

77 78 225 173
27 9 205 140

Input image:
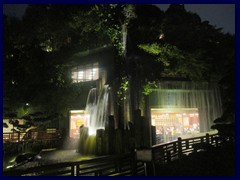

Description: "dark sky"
3 4 235 34
156 4 235 34
3 4 28 18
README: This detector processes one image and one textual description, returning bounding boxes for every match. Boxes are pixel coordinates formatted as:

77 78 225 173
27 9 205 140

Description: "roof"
66 45 114 67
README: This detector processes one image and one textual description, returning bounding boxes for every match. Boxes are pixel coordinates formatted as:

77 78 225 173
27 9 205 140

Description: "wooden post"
206 133 210 144
108 115 115 154
167 151 171 163
71 165 75 176
173 142 177 153
151 126 156 145
177 137 182 159
186 140 189 149
96 129 104 155
134 109 142 148
215 137 219 147
131 153 137 175
211 135 214 144
11 132 14 141
76 165 80 176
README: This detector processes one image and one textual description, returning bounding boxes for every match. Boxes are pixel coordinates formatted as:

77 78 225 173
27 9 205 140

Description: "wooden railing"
3 130 63 155
3 152 145 176
4 132 232 176
3 130 62 142
151 133 220 164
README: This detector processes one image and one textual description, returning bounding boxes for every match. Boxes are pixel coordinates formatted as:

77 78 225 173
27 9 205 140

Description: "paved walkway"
4 149 94 170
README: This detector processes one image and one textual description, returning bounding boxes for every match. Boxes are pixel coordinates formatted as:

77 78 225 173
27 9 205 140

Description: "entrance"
69 110 88 139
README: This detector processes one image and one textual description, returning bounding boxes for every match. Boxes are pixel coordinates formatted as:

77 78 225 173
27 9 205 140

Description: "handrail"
150 133 221 164
3 130 62 142
3 152 145 176
4 132 232 176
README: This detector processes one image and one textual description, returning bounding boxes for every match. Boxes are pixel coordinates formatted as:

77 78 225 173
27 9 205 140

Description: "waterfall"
85 85 111 135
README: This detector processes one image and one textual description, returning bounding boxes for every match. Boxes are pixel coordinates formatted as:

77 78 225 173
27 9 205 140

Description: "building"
64 45 115 138
63 44 223 145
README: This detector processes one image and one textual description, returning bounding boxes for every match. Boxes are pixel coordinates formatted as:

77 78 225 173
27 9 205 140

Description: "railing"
3 130 62 142
4 132 231 176
3 132 25 142
3 152 145 176
151 133 220 164
3 130 63 155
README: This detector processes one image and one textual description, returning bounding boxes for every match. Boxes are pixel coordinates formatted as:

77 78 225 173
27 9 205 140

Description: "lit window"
151 108 200 144
69 110 88 139
72 62 99 83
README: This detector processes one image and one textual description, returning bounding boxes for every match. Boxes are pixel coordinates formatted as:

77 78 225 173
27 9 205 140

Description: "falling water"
85 85 111 135
149 81 223 132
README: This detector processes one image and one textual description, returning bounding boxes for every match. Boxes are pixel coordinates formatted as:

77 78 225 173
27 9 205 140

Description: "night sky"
3 4 235 34
156 4 235 34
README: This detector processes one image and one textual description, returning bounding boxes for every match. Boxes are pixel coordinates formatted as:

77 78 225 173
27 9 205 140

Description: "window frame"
72 62 99 83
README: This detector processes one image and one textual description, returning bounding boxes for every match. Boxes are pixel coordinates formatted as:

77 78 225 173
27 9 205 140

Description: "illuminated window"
151 108 200 144
72 62 99 83
69 110 88 139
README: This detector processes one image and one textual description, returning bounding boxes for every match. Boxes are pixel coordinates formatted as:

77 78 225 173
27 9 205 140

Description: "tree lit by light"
159 33 165 39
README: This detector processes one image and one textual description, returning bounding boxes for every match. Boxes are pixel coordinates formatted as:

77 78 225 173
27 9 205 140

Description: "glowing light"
88 127 96 135
69 110 87 139
159 33 165 39
6 165 14 169
46 46 53 52
71 110 85 113
72 63 99 83
78 71 84 79
151 107 200 143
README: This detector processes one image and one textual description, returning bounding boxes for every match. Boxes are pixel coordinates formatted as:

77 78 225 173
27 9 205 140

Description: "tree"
4 4 234 130
138 5 235 135
137 4 234 83
4 11 75 120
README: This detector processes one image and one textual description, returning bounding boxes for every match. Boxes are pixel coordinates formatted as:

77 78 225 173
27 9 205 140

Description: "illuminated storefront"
149 81 223 144
69 110 88 139
151 108 200 143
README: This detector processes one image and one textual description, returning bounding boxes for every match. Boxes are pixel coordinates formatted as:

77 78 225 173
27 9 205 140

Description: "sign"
136 149 152 161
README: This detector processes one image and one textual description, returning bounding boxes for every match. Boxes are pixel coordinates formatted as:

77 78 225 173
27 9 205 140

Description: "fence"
3 129 62 142
151 133 220 165
3 130 62 155
3 152 145 176
4 132 232 176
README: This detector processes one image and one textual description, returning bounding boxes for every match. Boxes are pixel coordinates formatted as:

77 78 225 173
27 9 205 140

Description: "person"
160 126 164 143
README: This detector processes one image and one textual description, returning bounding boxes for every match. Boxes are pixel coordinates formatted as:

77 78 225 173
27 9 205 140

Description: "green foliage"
3 4 234 121
142 82 157 95
117 76 129 104
64 4 136 56
157 4 234 82
91 4 136 56
139 43 183 66
139 43 210 81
